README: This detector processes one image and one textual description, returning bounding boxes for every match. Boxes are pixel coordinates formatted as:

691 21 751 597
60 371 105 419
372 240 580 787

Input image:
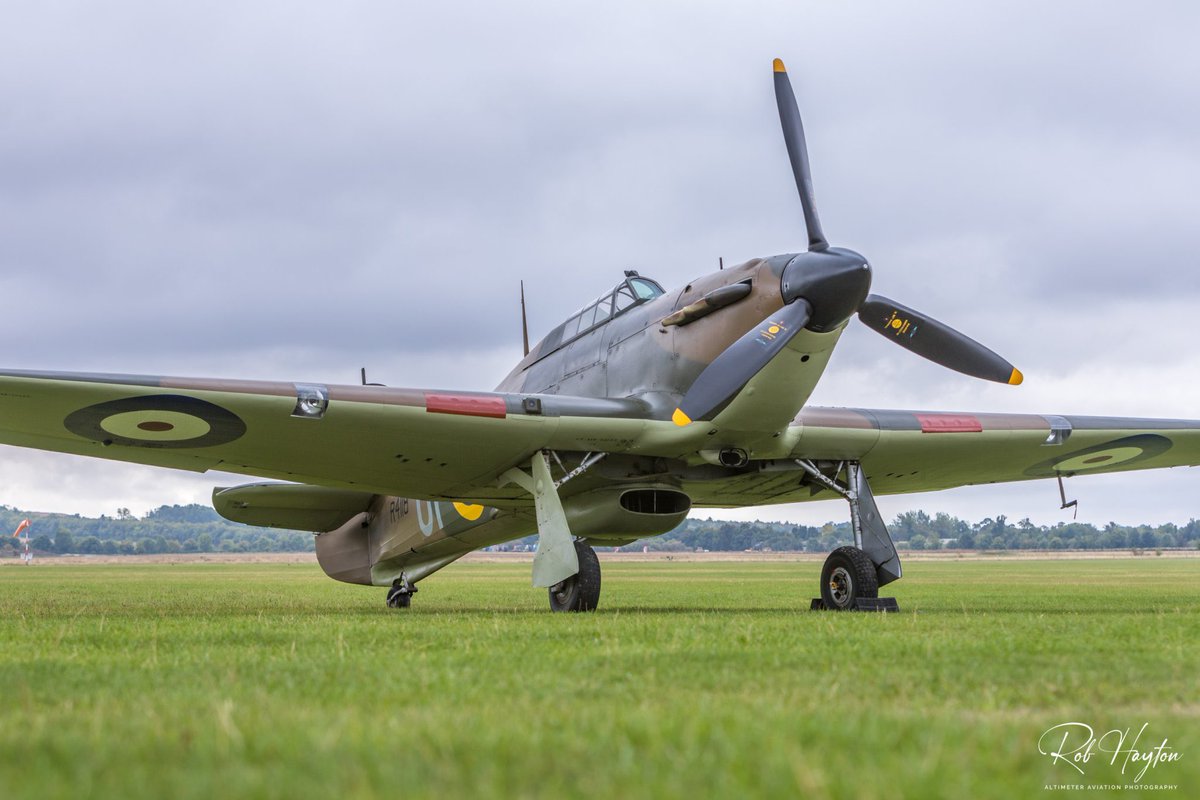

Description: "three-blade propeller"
673 59 1021 426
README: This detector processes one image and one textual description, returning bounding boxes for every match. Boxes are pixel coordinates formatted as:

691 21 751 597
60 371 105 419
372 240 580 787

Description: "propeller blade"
672 300 813 425
858 295 1023 385
773 58 827 252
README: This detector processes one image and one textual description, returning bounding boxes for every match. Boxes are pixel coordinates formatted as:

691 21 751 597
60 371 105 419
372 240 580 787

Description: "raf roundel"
64 395 247 449
1025 434 1173 478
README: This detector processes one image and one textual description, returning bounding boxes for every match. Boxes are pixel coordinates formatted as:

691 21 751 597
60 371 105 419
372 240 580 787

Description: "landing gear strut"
386 578 417 609
548 541 601 612
500 450 607 610
798 459 901 611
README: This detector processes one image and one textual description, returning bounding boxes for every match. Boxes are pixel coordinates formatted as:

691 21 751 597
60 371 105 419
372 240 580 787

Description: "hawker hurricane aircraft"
2 60 1198 612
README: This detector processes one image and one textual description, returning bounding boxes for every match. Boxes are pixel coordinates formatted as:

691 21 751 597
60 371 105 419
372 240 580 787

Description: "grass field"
0 558 1196 799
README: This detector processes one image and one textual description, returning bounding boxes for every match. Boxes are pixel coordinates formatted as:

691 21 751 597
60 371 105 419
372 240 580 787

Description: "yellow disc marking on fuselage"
453 502 485 521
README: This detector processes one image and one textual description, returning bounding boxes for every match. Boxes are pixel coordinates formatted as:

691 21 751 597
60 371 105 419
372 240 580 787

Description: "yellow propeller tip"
1008 368 1024 386
773 58 787 73
672 408 693 426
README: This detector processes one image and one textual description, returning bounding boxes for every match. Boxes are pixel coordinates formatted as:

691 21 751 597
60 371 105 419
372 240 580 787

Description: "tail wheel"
386 582 415 609
548 541 601 612
820 546 878 610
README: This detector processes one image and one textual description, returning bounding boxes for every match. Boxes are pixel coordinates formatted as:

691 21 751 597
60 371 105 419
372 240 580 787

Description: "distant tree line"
0 504 313 557
635 511 1200 553
4 503 1199 557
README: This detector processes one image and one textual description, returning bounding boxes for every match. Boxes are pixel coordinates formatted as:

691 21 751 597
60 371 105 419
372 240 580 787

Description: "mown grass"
0 558 1196 799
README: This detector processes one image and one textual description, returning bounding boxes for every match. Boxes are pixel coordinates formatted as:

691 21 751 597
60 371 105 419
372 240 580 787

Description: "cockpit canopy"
533 273 666 358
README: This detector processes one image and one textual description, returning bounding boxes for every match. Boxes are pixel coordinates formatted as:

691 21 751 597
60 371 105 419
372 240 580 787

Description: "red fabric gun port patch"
915 414 983 433
424 393 508 419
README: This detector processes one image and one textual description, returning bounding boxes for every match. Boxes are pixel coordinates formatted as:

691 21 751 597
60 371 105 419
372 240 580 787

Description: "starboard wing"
680 407 1200 508
795 407 1200 497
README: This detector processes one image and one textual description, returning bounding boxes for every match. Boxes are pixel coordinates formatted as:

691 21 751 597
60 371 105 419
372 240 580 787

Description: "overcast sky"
1 2 1198 529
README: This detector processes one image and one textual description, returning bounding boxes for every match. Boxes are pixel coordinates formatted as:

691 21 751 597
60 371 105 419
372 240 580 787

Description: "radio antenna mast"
520 281 530 357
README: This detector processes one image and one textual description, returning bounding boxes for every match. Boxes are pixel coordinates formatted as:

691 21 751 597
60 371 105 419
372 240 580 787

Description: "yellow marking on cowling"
672 408 692 426
452 502 485 521
773 58 787 73
1008 368 1024 386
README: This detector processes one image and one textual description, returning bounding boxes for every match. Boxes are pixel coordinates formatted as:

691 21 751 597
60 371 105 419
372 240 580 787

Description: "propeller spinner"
672 59 1021 426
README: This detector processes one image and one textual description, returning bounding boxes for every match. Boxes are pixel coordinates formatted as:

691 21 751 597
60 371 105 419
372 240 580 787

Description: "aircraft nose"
780 247 872 332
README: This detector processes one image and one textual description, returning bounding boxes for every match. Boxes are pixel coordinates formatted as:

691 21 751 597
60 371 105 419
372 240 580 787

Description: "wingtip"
772 58 786 73
672 408 692 426
1008 368 1024 386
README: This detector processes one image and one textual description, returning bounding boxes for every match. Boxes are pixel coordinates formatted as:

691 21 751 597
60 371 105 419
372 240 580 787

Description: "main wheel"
820 546 878 610
548 541 601 612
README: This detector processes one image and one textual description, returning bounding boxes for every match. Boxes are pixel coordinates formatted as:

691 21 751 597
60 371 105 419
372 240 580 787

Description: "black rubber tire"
548 541 601 612
819 546 878 610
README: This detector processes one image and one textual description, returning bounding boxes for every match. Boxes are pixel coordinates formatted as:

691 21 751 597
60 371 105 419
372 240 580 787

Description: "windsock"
12 519 30 538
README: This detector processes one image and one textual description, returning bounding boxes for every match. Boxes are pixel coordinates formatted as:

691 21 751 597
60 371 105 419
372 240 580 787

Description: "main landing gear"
499 450 609 613
548 541 601 612
798 460 902 612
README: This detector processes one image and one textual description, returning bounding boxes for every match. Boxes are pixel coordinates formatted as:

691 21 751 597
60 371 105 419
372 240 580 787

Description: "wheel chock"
810 597 899 612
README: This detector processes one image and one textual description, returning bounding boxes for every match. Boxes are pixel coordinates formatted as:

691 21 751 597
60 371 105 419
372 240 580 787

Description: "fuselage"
316 255 850 586
496 257 790 409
